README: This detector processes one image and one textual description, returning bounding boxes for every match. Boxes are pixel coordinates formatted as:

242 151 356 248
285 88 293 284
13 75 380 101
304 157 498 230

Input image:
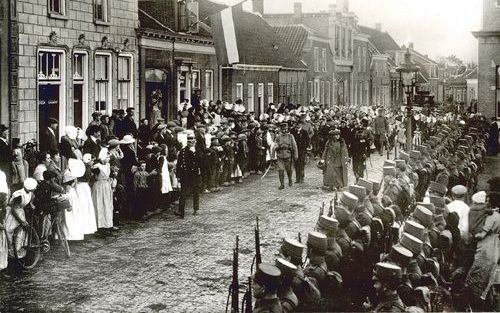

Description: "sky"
219 0 481 63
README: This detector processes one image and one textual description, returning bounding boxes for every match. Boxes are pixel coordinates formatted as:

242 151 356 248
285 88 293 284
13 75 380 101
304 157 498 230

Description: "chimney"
375 23 382 32
408 42 414 50
252 0 264 15
293 2 302 22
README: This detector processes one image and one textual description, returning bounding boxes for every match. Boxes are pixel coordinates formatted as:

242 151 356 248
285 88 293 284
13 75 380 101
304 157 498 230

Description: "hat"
340 191 358 210
152 146 162 154
413 206 433 228
357 178 373 193
281 238 304 261
383 166 397 177
335 206 353 227
167 122 177 128
429 195 446 209
68 159 86 178
329 129 340 135
82 153 92 164
374 262 403 288
434 214 446 227
417 202 435 214
399 151 409 161
92 112 102 118
126 107 135 113
275 258 297 278
400 232 423 255
108 139 121 148
410 150 421 160
395 160 406 170
403 220 425 242
451 185 467 196
349 185 367 200
98 148 109 162
174 126 184 133
439 230 453 248
254 263 281 291
307 231 328 255
384 160 396 167
369 179 381 192
63 171 76 184
121 135 136 145
428 181 447 196
317 215 339 235
0 124 8 132
23 178 38 191
389 244 414 268
471 191 486 204
48 117 59 125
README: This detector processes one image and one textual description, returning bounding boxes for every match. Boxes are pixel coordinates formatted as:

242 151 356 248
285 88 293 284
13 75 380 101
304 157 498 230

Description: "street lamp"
396 48 420 152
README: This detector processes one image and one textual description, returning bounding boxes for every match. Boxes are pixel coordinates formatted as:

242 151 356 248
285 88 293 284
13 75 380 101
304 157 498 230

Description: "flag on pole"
210 3 243 65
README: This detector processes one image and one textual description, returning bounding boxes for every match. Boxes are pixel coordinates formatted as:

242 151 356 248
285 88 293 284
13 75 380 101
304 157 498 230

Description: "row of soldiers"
247 115 497 312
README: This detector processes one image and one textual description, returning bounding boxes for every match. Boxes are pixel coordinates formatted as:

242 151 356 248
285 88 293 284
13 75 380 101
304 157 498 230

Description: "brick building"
262 0 357 106
138 0 221 120
273 23 334 106
352 33 370 106
2 0 139 143
473 0 500 119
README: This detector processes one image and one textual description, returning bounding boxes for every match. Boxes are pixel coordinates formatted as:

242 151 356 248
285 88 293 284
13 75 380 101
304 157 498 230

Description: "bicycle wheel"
54 222 70 258
13 225 41 269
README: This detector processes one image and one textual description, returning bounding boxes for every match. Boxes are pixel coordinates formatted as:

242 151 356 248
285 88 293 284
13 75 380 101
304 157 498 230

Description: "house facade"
5 0 139 143
473 0 500 118
352 33 370 106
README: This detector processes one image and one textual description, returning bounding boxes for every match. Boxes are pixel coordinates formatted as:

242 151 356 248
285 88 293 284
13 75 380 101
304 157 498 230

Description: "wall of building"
477 37 500 118
353 38 370 106
13 0 139 143
483 0 500 32
302 38 333 106
0 0 11 126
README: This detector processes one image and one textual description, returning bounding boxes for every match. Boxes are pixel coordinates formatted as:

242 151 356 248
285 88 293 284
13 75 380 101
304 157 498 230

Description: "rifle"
334 190 339 207
241 277 253 313
298 232 302 243
243 218 262 313
226 236 239 313
319 202 325 217
328 199 334 217
255 217 262 266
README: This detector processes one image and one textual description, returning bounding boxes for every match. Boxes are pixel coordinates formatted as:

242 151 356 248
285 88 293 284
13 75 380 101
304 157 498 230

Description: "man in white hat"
448 185 470 241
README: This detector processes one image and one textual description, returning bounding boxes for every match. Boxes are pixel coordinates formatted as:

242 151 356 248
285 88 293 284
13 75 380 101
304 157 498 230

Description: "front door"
38 84 60 132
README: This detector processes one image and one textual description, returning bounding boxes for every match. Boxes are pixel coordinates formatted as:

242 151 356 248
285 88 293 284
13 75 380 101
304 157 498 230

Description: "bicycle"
12 195 71 269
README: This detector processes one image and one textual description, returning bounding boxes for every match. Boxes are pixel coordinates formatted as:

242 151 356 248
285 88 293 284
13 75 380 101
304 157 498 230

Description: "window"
308 81 313 102
247 83 255 112
257 83 264 113
191 70 200 90
73 52 88 128
341 27 346 57
279 84 286 103
236 83 243 101
347 30 352 58
496 0 500 7
205 70 214 100
94 0 109 23
177 0 188 32
326 81 331 106
95 52 112 113
118 54 134 110
353 82 357 106
335 26 340 57
297 82 302 104
314 47 319 72
357 46 361 71
496 66 500 118
49 0 65 16
359 81 363 105
363 47 367 72
322 48 327 72
267 83 274 104
320 81 325 104
314 80 320 101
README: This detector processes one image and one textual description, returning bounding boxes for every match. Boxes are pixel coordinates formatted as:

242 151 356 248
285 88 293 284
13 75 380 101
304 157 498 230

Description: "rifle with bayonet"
226 236 239 313
242 217 262 313
328 199 334 217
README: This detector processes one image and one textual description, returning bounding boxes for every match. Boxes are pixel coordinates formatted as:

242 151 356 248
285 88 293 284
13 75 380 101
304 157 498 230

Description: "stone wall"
14 0 139 143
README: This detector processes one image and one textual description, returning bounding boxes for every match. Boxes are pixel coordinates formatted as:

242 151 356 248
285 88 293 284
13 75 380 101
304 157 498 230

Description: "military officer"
291 120 310 183
351 127 370 181
253 263 284 313
273 123 298 189
366 262 406 312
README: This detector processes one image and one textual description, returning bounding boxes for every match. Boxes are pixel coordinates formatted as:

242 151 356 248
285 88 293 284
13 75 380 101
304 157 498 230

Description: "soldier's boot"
278 171 285 189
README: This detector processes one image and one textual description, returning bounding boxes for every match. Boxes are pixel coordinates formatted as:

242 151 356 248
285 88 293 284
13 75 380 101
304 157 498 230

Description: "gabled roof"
272 25 310 56
232 9 307 69
357 25 400 53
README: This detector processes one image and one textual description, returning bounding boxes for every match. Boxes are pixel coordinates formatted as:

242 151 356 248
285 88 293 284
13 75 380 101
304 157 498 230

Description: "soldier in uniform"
175 133 202 218
365 262 406 312
291 121 310 184
253 263 284 313
275 258 299 313
273 123 298 189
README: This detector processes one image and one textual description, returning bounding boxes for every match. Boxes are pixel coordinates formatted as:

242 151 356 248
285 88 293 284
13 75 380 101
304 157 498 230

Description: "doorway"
38 84 60 131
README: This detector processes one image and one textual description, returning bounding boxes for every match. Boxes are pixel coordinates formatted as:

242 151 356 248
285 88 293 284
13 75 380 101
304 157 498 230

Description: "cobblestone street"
1 152 498 313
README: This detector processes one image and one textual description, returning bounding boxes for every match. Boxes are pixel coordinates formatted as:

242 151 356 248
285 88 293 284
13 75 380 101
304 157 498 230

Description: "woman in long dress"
62 171 84 241
321 129 349 190
92 149 114 231
74 156 97 235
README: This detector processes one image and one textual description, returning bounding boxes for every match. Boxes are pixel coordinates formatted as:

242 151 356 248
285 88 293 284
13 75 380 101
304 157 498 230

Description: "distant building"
352 33 371 106
273 24 334 106
473 0 500 119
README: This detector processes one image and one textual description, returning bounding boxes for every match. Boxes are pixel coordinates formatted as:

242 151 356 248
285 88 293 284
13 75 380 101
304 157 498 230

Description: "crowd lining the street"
0 97 499 312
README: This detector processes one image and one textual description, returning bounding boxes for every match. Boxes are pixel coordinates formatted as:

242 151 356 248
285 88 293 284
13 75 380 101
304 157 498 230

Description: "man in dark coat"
291 120 310 183
82 125 101 158
39 118 59 154
175 133 202 218
351 127 370 181
121 107 138 138
0 124 12 178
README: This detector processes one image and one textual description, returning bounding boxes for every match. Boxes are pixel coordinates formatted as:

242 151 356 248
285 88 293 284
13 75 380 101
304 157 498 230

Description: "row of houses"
0 0 474 143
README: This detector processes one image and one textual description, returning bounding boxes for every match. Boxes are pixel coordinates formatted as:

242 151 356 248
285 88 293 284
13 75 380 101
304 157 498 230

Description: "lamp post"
396 48 420 152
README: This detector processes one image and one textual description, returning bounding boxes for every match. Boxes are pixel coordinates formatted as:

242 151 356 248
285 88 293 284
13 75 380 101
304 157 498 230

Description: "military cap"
275 258 297 278
307 231 328 255
399 151 410 161
349 185 367 200
413 206 433 228
428 181 447 196
280 238 304 261
429 136 439 142
389 244 414 268
374 262 403 288
368 179 381 192
434 214 446 227
317 215 339 235
403 220 425 242
383 166 397 177
339 191 358 210
439 230 453 248
395 160 406 170
417 202 435 214
357 178 373 193
152 146 162 154
471 191 487 204
384 160 396 167
410 150 421 160
458 138 468 146
383 206 396 221
429 195 446 209
400 232 423 255
167 121 177 128
174 126 184 133
92 111 102 118
254 263 281 291
329 129 341 135
335 206 353 227
451 185 467 196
